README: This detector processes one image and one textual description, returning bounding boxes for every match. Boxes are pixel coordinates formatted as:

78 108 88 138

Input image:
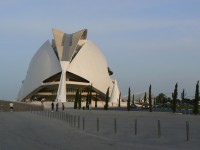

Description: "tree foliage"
89 85 92 104
95 92 98 108
144 92 147 103
181 89 186 104
127 87 131 111
86 91 89 110
132 93 134 104
193 80 199 115
156 93 167 104
74 89 79 109
172 83 178 113
78 91 82 109
118 92 121 107
149 84 152 112
104 87 110 110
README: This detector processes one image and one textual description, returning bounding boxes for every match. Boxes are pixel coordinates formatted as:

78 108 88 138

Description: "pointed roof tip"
52 28 56 31
77 28 87 32
52 28 64 34
52 28 88 35
52 28 58 32
73 28 87 34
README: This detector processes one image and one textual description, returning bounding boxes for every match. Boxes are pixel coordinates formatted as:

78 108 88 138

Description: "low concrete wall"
0 100 43 112
29 101 132 109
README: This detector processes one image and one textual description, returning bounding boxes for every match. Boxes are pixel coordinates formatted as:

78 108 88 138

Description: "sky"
0 0 200 100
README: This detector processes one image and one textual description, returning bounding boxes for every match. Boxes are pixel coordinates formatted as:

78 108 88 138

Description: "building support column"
56 61 69 103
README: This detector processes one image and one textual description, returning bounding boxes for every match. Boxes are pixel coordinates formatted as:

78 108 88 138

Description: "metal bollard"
61 112 63 120
83 117 85 130
47 110 49 117
63 113 65 121
186 121 189 141
97 117 99 132
135 119 137 136
71 115 73 126
74 116 76 127
67 114 69 123
56 112 58 119
114 118 117 134
158 120 161 138
78 116 80 129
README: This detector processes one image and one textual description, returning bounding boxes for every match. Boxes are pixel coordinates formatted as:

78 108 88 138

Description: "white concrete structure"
110 80 120 103
18 29 120 103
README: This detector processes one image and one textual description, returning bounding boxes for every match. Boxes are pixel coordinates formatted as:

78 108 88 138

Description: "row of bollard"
31 110 190 141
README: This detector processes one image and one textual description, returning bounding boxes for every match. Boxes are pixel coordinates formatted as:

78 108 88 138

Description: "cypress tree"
74 89 79 109
149 84 152 112
89 85 92 104
127 87 131 111
104 87 110 110
172 83 178 113
95 92 98 108
78 91 82 109
132 93 135 104
144 92 147 103
118 92 121 107
86 91 89 110
154 97 156 105
181 89 185 104
193 80 199 115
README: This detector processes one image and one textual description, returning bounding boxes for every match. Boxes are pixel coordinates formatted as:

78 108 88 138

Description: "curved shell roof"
18 41 62 100
18 29 119 102
67 40 113 94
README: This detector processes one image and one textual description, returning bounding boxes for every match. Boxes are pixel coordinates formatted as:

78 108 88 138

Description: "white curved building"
18 29 120 103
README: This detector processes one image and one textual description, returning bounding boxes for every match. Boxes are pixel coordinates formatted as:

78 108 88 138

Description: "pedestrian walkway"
0 112 131 150
0 111 200 150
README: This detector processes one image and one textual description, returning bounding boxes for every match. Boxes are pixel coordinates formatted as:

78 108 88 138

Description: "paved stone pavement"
0 110 200 150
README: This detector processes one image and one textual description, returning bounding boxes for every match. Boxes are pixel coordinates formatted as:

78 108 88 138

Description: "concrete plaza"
0 109 200 150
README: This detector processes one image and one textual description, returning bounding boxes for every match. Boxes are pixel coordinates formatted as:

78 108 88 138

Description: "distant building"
122 92 155 103
18 29 120 103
